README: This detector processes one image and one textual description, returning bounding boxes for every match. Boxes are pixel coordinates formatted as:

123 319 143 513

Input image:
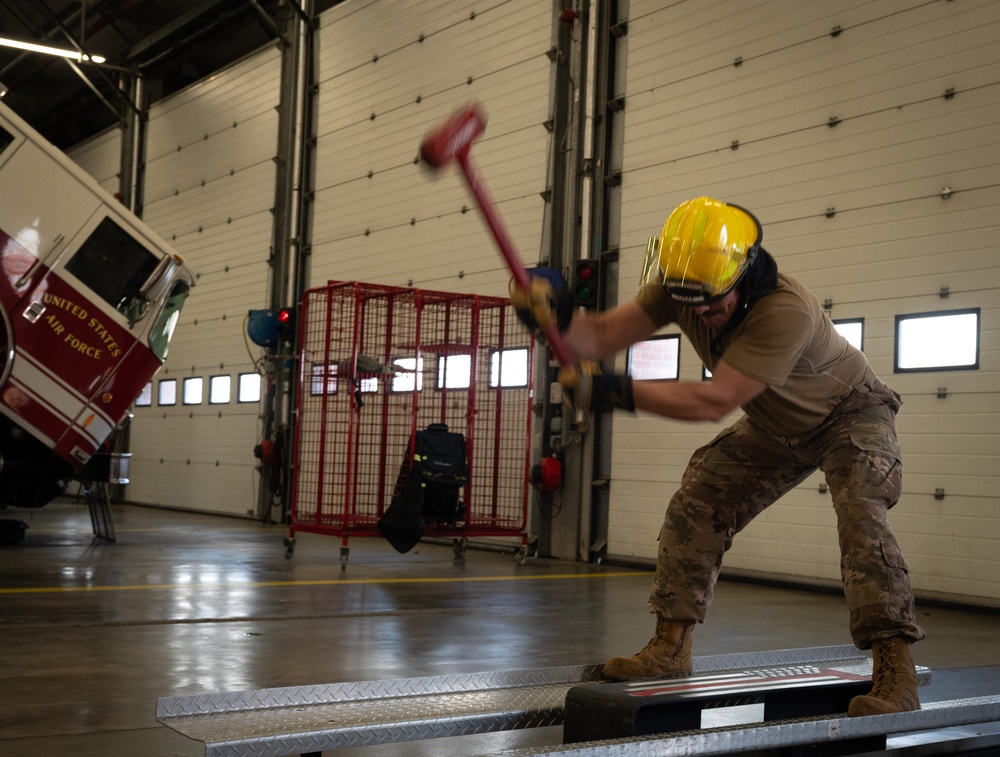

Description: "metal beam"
125 0 247 62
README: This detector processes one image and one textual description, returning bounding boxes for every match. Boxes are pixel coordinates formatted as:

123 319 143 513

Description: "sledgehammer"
419 104 576 367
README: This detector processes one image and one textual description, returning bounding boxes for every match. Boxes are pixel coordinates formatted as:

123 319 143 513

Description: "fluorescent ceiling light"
0 36 105 64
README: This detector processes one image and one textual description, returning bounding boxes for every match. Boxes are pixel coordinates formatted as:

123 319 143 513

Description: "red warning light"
275 306 298 342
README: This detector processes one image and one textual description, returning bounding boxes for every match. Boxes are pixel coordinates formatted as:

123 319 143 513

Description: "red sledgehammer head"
419 103 487 169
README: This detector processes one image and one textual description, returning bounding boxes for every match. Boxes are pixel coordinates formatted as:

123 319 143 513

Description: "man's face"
689 288 740 330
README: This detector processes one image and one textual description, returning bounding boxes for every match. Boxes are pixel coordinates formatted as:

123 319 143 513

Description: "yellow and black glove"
557 361 635 415
509 268 575 334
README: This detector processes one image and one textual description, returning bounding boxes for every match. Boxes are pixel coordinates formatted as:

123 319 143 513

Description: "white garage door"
607 0 1000 605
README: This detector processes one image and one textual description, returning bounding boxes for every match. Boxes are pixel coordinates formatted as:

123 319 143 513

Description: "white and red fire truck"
0 102 194 508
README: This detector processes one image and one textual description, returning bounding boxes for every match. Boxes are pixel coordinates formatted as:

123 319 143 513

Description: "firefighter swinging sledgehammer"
510 196 924 717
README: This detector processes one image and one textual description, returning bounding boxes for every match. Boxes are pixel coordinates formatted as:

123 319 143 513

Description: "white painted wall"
119 49 281 516
310 0 554 299
68 127 120 196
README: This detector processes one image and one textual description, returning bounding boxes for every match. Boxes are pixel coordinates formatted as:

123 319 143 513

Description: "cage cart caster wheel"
453 538 467 558
340 546 349 567
516 545 528 565
284 538 295 559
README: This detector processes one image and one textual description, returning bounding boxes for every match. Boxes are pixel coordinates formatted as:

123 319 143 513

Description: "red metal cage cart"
286 281 534 564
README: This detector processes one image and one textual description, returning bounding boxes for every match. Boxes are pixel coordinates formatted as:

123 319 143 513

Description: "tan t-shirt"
636 274 878 435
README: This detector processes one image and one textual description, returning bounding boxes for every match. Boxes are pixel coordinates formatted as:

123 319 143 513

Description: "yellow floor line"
1 570 646 594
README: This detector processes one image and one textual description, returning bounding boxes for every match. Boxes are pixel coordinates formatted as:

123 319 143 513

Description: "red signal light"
572 259 599 308
275 306 298 343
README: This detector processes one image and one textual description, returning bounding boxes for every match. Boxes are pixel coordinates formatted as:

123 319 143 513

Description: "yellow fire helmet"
642 196 763 304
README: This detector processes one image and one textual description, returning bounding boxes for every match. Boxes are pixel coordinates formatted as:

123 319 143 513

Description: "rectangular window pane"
209 375 231 404
437 354 471 389
833 319 864 351
392 357 423 392
895 309 979 372
310 363 338 396
238 373 261 403
135 382 152 407
627 335 680 380
183 376 203 405
489 348 529 388
158 378 177 406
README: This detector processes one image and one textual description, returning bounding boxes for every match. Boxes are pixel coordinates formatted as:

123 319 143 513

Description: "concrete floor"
1 500 998 757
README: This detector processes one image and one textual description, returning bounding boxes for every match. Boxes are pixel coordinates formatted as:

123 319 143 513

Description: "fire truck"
0 102 195 509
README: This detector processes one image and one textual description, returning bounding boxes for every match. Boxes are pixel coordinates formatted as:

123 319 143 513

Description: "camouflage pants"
649 381 925 649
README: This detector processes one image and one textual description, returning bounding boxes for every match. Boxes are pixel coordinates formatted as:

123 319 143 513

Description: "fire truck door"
19 211 162 466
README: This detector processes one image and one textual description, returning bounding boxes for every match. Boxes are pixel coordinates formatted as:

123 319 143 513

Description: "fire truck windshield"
64 216 160 320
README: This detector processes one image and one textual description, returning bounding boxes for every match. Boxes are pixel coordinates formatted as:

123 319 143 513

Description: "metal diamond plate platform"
158 662 606 756
155 646 935 757
466 695 1000 756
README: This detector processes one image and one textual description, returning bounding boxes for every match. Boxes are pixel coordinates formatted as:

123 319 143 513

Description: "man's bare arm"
563 299 658 361
632 361 767 422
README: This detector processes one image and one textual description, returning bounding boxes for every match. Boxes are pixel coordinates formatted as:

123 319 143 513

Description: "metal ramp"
155 645 956 757
156 662 604 756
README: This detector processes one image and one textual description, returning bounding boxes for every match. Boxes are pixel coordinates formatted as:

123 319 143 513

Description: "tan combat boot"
602 618 694 681
848 636 920 716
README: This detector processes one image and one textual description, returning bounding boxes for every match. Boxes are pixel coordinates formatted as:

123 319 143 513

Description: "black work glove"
558 361 636 415
509 269 575 333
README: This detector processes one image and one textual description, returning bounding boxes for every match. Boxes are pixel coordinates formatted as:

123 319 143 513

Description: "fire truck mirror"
140 255 184 302
122 296 152 325
148 281 191 360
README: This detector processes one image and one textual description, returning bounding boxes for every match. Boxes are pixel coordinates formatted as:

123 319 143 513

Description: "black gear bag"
377 423 468 553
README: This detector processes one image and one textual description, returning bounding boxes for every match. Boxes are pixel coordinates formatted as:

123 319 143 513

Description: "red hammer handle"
454 152 576 367
420 105 576 367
